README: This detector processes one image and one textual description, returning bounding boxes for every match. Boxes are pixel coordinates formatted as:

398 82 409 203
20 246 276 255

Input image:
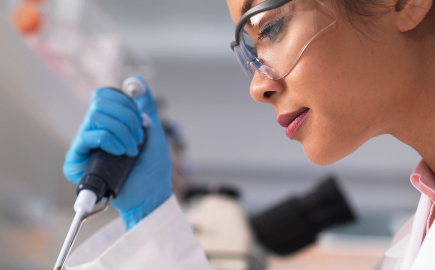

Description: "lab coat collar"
410 160 435 202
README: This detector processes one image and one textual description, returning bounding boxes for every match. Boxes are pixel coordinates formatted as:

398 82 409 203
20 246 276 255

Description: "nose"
249 71 284 103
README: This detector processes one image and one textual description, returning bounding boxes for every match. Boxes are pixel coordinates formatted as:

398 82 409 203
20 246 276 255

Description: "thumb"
130 75 159 119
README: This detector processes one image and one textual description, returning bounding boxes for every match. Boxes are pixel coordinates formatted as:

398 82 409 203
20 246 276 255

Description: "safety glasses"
230 0 336 80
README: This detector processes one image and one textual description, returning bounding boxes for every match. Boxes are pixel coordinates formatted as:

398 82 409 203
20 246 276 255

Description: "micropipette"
53 76 148 270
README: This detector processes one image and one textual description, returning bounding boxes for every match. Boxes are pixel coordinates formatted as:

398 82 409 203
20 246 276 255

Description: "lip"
277 108 309 127
277 108 310 140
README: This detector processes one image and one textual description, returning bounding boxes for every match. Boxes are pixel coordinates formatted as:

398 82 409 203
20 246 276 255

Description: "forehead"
226 0 264 25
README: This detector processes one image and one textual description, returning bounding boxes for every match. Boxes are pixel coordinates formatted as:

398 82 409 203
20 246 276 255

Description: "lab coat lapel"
411 217 435 269
374 194 431 270
399 194 432 270
372 216 413 270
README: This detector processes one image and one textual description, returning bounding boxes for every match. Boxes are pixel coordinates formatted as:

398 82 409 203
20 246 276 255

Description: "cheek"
284 20 395 165
296 89 380 166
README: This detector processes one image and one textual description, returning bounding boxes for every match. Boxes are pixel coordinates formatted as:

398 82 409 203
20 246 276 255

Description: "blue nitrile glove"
63 75 172 231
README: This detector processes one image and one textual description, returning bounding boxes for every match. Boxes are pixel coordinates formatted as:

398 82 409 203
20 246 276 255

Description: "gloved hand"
63 75 172 231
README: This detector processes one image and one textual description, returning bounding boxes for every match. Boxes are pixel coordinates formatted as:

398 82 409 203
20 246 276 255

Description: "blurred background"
0 0 423 269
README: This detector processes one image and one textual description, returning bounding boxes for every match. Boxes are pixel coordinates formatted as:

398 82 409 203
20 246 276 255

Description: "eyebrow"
242 0 254 15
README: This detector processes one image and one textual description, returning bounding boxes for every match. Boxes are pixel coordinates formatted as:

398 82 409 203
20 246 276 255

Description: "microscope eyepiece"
251 177 356 255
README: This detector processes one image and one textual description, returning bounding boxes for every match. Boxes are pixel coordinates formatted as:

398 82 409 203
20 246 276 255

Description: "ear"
396 0 433 32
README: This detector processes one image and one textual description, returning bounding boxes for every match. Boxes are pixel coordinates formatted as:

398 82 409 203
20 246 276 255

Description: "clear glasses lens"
235 0 336 80
235 46 254 79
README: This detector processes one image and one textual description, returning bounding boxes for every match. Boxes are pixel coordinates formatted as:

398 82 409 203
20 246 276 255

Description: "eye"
258 16 285 42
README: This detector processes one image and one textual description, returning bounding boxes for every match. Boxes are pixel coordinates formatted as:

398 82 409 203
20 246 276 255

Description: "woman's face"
227 0 426 165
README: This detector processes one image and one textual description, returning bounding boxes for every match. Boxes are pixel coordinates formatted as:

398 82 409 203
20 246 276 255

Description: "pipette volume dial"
122 76 147 98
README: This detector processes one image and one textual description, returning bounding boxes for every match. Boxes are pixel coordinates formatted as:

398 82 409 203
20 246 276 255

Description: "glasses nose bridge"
235 44 277 81
248 57 276 80
240 28 279 80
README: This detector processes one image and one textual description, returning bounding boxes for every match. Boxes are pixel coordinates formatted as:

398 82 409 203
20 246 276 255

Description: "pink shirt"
410 159 435 232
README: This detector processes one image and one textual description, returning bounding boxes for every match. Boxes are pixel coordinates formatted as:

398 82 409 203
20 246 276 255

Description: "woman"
62 0 435 269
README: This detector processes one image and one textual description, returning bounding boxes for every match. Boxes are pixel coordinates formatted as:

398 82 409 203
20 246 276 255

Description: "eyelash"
257 16 285 41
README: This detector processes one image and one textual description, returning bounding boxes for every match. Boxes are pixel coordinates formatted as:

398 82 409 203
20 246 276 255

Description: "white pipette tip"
54 190 97 269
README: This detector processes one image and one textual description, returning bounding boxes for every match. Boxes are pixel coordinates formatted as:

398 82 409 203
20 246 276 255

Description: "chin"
300 137 357 166
303 148 340 166
297 113 374 166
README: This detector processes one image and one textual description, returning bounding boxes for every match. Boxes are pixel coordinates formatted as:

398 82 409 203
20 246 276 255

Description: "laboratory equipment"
11 2 42 35
53 76 148 270
251 176 356 255
8 0 155 103
184 177 355 270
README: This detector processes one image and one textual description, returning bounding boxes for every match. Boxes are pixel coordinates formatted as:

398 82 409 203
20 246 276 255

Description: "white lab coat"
65 195 214 270
66 194 435 270
372 194 435 270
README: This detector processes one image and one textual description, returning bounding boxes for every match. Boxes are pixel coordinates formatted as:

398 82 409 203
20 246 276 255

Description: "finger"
91 98 144 144
63 130 126 184
91 87 142 119
88 112 139 157
63 161 85 184
65 129 126 162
